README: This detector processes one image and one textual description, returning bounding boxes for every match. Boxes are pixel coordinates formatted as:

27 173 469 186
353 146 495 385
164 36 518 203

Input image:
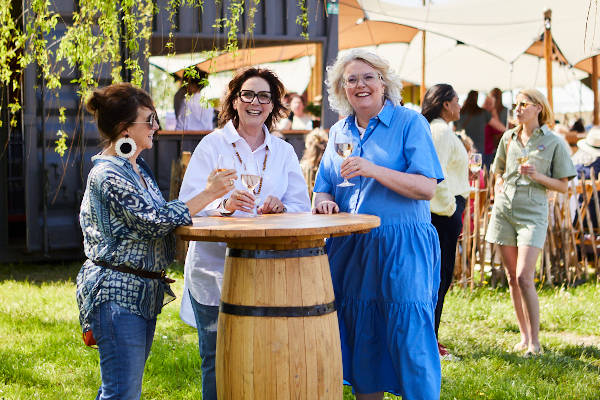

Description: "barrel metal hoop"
226 246 326 259
220 301 336 318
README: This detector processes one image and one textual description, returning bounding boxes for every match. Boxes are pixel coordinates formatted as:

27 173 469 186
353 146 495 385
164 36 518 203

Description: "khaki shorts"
485 185 548 249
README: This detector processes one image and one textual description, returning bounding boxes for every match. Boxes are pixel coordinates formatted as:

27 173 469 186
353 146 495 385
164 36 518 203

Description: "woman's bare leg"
516 245 542 352
499 245 529 348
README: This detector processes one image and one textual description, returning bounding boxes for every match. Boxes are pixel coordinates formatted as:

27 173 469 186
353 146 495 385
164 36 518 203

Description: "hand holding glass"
216 154 236 214
469 153 482 189
335 133 355 187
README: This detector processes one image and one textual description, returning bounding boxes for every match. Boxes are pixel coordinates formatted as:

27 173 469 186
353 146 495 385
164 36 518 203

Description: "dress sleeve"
97 171 191 241
491 131 508 175
551 139 577 180
403 114 444 182
430 125 456 216
313 126 338 195
281 144 312 212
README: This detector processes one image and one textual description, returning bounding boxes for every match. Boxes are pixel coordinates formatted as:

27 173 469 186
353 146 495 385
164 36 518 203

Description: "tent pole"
592 55 599 125
543 9 554 123
420 30 426 105
420 0 427 104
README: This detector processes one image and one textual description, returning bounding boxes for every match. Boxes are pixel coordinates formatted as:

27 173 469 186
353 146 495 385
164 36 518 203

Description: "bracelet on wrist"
220 198 234 216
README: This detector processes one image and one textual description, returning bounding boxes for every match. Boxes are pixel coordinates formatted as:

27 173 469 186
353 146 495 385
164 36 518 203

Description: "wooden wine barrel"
175 213 380 400
217 239 341 399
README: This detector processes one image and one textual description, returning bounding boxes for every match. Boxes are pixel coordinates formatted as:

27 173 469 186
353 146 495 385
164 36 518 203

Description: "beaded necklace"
232 142 268 195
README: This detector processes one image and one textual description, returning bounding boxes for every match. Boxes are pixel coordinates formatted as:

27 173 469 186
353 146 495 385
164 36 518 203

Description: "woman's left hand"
341 156 377 179
520 163 541 182
258 195 285 214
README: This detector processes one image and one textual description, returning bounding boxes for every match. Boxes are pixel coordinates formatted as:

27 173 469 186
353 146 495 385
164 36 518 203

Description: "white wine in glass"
241 174 260 192
241 159 261 216
517 148 530 184
335 134 355 187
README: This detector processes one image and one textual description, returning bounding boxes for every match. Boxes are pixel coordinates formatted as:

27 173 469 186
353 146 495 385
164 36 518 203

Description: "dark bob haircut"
86 82 156 146
421 84 457 123
218 67 286 131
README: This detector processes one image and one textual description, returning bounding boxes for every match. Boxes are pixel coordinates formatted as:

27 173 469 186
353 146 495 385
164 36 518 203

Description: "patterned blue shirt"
76 155 192 331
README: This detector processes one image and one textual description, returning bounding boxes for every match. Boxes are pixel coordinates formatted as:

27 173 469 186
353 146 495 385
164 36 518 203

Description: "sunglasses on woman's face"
131 113 158 128
239 90 272 104
512 101 535 110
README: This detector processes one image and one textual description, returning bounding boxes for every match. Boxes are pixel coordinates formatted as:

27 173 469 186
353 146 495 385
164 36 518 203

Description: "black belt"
220 300 336 318
94 260 175 283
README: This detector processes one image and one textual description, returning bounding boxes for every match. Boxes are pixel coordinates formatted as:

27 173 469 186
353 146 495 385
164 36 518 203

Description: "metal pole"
592 55 599 125
543 9 554 121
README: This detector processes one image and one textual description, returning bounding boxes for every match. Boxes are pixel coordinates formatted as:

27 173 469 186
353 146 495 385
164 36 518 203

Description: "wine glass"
241 159 261 217
335 132 355 187
517 147 530 185
469 153 482 190
216 154 235 214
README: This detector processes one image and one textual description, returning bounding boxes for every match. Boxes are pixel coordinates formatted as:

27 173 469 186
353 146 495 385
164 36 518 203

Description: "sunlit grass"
0 263 598 399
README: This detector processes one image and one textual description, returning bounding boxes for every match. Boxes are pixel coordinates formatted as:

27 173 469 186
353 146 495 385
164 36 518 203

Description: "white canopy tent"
357 0 600 67
349 33 588 94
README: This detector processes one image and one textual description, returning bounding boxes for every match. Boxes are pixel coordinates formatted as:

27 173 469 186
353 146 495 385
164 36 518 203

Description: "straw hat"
577 126 600 157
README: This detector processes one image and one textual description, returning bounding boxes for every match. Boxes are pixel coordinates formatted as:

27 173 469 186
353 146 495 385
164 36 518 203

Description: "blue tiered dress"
313 101 444 399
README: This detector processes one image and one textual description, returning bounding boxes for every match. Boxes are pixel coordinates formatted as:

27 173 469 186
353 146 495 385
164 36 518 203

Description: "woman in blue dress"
313 49 444 399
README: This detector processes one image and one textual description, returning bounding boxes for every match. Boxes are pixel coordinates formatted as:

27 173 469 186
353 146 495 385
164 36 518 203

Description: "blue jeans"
188 290 219 400
89 301 156 400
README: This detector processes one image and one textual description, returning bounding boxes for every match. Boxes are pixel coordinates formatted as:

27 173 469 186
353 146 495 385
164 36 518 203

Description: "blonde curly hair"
325 49 403 116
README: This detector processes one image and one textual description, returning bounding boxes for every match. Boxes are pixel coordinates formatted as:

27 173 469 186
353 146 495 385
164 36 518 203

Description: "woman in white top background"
421 83 471 360
175 67 215 131
177 67 311 400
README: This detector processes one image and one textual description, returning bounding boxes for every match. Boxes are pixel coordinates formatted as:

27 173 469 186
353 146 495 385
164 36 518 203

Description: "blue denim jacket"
76 155 191 331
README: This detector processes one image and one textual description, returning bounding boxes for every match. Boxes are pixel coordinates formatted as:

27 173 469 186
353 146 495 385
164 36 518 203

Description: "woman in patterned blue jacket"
77 83 236 400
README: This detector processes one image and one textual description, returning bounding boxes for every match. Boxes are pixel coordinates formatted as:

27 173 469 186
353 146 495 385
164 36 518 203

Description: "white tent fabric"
358 0 600 65
341 32 587 93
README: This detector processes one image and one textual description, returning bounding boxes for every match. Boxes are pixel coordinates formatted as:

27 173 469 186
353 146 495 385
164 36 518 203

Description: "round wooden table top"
175 212 380 242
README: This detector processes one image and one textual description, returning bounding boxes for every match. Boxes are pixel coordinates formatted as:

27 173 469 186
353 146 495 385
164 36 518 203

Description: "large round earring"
115 134 137 158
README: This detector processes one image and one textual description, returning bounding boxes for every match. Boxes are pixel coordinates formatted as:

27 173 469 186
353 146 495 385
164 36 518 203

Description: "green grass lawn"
0 262 598 399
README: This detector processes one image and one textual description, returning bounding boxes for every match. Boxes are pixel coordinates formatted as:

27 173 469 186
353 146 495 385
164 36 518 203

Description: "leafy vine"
0 0 312 155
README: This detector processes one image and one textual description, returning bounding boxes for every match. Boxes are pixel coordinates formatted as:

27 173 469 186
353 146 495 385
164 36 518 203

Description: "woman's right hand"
494 176 504 197
206 169 237 199
312 200 339 214
224 189 256 213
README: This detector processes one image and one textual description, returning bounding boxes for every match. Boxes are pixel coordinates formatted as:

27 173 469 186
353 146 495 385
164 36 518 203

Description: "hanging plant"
296 0 309 39
0 0 314 154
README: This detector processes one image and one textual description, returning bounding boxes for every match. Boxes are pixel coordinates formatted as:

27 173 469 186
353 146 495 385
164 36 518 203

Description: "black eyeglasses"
131 113 158 128
239 90 272 104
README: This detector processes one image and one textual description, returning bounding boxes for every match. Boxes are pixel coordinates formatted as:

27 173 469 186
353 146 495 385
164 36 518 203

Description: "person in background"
486 88 576 356
421 84 471 361
299 127 329 202
278 93 313 130
175 67 214 131
77 83 234 399
313 48 443 400
482 88 508 168
572 126 600 229
178 67 311 400
456 90 491 159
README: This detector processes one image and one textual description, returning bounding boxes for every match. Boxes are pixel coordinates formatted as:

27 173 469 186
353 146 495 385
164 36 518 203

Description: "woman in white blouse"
178 67 311 400
421 84 470 360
